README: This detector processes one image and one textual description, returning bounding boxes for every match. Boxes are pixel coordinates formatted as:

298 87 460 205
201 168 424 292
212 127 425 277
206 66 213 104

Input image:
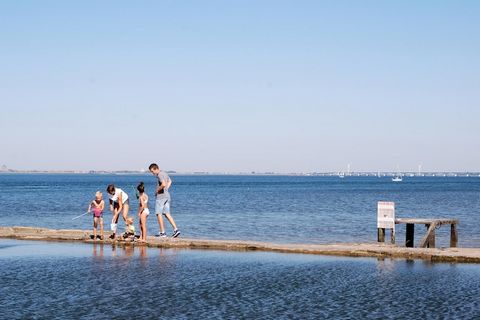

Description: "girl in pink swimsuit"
88 191 105 240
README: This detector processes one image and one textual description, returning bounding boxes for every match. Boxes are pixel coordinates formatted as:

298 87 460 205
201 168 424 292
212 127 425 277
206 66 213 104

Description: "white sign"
377 201 395 229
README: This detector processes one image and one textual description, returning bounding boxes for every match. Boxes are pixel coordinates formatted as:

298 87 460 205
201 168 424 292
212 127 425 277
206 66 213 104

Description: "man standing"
149 163 180 238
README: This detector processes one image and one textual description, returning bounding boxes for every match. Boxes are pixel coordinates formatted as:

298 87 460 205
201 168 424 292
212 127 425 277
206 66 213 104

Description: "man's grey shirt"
156 171 171 200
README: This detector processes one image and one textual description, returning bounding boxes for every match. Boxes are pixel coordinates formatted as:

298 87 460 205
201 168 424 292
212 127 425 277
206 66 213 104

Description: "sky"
0 0 479 172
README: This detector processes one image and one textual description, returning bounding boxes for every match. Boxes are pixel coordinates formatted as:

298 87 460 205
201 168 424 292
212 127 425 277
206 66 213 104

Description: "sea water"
0 174 479 247
0 239 479 319
1 175 480 319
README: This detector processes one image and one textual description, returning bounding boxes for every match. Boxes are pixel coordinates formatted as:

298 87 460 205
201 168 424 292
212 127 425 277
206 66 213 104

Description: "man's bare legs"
156 212 178 236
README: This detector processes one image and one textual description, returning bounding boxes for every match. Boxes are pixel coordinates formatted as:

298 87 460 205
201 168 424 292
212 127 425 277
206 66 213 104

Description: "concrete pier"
1 226 480 263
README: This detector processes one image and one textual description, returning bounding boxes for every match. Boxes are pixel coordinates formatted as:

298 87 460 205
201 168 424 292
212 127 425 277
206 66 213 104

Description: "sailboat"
392 166 403 182
338 164 351 178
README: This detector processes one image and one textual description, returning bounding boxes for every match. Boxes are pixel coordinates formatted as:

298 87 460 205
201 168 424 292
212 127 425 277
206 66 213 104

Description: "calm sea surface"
0 239 479 319
0 174 479 246
1 175 480 319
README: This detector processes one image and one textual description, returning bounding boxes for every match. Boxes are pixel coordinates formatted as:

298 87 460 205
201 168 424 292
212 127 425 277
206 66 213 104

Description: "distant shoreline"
0 170 479 177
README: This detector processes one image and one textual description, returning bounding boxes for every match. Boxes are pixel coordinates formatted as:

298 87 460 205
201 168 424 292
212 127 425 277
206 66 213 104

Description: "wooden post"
420 223 437 248
450 223 458 247
424 224 429 247
391 228 395 244
427 224 435 248
405 223 414 247
377 228 385 242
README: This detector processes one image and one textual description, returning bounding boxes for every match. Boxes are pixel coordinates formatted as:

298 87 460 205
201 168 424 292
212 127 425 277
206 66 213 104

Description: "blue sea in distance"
0 174 480 247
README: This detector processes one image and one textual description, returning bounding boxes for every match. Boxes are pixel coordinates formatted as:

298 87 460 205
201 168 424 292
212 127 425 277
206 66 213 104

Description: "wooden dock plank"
396 218 458 249
396 218 458 225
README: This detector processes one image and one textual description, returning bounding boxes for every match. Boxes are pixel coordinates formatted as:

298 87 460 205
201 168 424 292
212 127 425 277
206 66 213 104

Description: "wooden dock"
395 218 458 248
1 226 480 263
378 218 459 248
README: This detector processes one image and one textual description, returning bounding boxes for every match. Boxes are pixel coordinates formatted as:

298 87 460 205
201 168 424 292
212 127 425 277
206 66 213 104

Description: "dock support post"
420 223 437 248
390 228 395 244
426 224 436 248
450 223 458 247
405 223 414 247
377 228 385 242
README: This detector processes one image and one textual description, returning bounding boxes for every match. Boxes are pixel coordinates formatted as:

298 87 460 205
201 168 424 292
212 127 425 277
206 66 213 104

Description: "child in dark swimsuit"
88 191 105 240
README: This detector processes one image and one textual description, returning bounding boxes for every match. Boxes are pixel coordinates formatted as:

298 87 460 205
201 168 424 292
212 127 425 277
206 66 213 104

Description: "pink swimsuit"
92 200 103 218
92 208 103 218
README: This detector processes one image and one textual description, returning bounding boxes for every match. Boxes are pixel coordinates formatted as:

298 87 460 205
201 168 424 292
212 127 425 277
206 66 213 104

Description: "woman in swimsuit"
136 182 149 242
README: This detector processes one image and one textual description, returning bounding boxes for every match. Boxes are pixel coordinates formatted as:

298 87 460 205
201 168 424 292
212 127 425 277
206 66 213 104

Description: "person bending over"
106 184 129 240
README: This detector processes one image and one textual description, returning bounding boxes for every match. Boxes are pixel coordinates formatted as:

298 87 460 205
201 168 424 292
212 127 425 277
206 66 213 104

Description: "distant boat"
392 165 403 182
392 175 403 182
339 172 345 178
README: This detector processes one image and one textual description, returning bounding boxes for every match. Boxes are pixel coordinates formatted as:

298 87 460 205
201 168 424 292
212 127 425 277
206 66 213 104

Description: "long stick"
72 212 90 220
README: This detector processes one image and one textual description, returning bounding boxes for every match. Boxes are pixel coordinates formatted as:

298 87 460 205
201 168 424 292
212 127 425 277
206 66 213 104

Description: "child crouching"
122 217 136 242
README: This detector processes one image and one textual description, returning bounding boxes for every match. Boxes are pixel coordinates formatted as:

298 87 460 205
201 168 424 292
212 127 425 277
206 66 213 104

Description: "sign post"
377 201 395 243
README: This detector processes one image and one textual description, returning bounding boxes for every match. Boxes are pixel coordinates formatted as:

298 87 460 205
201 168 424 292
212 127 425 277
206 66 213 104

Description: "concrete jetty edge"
1 226 480 263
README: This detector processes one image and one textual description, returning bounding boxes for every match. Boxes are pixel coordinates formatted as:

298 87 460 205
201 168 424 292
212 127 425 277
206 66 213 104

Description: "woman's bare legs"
111 210 120 239
140 213 148 241
122 203 129 221
111 203 128 239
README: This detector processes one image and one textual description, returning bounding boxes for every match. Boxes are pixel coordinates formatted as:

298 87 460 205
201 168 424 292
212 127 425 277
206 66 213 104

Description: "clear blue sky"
1 1 479 172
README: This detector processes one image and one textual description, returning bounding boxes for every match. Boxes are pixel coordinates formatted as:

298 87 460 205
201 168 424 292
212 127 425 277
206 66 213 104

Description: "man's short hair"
149 163 159 170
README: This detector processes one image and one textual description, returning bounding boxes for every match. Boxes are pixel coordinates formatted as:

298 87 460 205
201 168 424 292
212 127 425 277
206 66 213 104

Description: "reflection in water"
138 246 147 261
122 245 135 258
376 258 396 274
0 240 479 319
157 248 180 267
111 243 118 258
103 243 150 260
92 243 104 259
90 242 161 262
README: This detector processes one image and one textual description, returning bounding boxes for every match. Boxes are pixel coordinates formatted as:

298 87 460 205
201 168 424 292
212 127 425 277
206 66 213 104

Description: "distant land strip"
0 168 479 177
